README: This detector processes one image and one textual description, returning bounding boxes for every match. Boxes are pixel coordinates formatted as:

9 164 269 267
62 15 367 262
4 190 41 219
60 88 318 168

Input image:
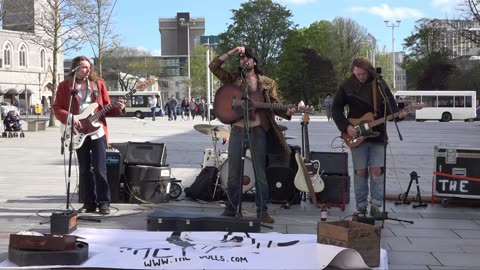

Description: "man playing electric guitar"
54 56 126 215
331 57 407 218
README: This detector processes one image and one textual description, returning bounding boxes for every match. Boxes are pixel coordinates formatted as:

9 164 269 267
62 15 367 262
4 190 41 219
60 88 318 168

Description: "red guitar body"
213 84 263 124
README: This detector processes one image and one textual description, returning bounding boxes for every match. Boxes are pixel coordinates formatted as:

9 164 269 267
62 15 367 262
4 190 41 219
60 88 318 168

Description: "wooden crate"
317 220 381 267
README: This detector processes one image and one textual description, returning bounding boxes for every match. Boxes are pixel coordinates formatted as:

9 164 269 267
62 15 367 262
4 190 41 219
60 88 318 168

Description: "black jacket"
331 75 399 144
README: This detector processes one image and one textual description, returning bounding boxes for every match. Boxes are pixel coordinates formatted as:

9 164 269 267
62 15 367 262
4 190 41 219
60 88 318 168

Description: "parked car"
0 102 20 120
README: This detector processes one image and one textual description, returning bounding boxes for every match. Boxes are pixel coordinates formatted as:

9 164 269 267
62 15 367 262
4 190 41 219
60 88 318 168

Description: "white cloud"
350 4 423 20
151 48 162 56
430 0 463 14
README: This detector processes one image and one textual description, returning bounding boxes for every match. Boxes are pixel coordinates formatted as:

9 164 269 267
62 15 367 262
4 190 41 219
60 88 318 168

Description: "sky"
66 0 464 59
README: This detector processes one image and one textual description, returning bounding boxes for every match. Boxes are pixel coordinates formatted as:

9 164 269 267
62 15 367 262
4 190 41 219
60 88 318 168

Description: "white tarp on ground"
0 228 387 269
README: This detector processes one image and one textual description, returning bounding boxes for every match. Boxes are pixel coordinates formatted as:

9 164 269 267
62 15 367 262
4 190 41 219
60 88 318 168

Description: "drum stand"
211 133 226 200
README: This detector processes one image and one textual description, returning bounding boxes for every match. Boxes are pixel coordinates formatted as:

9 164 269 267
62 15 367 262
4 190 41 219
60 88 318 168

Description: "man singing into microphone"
54 56 125 215
209 46 295 223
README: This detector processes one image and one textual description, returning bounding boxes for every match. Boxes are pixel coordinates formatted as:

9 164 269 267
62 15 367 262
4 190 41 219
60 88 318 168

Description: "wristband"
226 52 231 56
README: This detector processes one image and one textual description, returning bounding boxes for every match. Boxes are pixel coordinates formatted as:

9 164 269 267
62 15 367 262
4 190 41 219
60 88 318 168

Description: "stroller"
2 110 25 138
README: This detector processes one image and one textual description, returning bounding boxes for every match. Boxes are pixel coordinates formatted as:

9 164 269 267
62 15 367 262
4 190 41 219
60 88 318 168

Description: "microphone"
69 66 80 76
242 62 249 70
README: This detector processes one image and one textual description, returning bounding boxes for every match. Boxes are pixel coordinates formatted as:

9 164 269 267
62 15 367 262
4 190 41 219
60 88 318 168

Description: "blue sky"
68 0 463 59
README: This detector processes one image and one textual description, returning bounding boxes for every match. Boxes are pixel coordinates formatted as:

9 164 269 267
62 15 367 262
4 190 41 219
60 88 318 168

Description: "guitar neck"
302 121 311 162
251 101 291 111
368 110 402 129
87 90 134 122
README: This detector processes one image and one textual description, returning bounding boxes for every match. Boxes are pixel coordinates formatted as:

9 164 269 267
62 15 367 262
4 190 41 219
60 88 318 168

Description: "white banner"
0 228 387 269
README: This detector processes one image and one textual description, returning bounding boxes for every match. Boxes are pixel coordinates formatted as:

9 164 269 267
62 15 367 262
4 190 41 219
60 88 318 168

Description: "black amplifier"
106 149 124 203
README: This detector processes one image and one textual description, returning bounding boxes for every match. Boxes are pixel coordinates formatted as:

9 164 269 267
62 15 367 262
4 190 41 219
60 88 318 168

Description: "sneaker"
354 205 368 216
78 204 96 213
370 204 383 219
98 205 110 215
257 212 275 224
220 209 238 217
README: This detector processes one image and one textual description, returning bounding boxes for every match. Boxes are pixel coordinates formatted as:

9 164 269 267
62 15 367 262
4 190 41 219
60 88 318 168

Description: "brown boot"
257 212 275 224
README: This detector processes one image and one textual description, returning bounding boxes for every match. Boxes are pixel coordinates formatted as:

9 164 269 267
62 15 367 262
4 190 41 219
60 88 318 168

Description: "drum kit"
193 123 295 195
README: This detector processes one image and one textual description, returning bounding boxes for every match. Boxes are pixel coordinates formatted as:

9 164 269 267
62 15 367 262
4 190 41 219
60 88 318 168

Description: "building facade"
0 0 62 112
433 19 480 57
158 12 205 100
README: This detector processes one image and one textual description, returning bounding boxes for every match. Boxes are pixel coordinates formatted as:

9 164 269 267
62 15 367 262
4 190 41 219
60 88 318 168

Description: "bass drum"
220 157 256 193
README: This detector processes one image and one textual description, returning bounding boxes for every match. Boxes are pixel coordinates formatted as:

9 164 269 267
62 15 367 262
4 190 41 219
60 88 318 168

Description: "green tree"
402 18 453 89
218 0 296 74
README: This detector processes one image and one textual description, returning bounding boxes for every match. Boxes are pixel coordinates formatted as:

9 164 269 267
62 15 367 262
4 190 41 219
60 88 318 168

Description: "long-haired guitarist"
331 57 407 218
209 46 295 224
53 56 126 215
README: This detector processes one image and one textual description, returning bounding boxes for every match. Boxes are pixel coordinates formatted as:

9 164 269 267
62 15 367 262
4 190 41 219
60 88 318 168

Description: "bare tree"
449 0 480 46
10 0 85 127
73 0 119 77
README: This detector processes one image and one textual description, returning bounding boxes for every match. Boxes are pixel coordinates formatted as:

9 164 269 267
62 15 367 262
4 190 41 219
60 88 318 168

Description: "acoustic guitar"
341 104 425 148
213 84 314 124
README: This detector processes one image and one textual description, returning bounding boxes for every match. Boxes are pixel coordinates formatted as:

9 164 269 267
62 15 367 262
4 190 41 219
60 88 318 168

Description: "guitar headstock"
298 106 315 114
134 76 158 92
406 103 426 112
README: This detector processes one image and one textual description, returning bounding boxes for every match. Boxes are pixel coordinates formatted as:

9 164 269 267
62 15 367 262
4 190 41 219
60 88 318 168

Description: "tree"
218 0 296 74
402 18 453 89
102 46 162 91
73 0 119 77
448 0 480 46
329 17 369 80
14 0 85 127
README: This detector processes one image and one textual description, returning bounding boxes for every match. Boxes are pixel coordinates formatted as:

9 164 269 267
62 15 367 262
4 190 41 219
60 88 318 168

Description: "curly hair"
70 55 100 81
237 46 264 75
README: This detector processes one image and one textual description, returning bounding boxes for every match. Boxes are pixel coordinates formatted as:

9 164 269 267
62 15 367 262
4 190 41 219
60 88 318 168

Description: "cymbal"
194 124 230 139
277 124 288 132
284 135 296 140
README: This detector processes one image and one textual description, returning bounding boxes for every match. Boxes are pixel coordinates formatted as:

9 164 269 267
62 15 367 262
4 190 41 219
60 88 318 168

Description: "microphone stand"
375 73 413 227
235 64 251 218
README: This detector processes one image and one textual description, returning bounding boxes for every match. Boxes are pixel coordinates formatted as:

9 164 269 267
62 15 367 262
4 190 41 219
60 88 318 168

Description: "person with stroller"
3 110 21 131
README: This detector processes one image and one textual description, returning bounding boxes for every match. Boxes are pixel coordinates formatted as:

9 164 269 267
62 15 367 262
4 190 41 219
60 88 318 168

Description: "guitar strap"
89 80 99 101
372 78 378 117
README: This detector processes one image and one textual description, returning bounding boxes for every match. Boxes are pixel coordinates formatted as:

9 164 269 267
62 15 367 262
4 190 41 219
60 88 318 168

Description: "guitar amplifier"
124 142 167 167
315 175 351 205
106 149 123 203
310 151 349 176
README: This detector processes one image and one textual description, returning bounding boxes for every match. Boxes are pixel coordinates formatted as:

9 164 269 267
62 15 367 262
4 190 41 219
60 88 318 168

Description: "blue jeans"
226 126 269 213
76 136 110 207
150 107 156 120
350 142 385 207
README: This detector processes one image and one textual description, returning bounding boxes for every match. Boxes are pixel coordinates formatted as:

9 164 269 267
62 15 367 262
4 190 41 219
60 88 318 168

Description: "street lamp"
204 39 218 121
384 20 401 90
179 18 195 101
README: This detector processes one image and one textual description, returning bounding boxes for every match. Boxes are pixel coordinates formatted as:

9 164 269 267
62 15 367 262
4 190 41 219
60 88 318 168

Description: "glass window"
454 96 465 107
40 50 45 69
4 43 12 66
19 45 27 67
466 96 472 107
422 96 437 107
438 96 453 107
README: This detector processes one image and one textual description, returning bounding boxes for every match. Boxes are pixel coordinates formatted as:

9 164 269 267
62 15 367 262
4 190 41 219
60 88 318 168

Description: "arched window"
40 49 45 69
19 44 27 67
3 43 12 66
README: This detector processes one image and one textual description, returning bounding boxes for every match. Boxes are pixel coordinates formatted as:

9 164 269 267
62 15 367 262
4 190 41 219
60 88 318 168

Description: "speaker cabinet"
310 151 349 176
124 142 167 167
315 175 350 204
106 150 123 203
267 167 300 204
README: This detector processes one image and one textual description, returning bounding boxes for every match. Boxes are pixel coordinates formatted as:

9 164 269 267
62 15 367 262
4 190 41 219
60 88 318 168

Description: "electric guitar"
294 112 325 193
213 84 315 124
341 104 425 148
61 77 157 150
